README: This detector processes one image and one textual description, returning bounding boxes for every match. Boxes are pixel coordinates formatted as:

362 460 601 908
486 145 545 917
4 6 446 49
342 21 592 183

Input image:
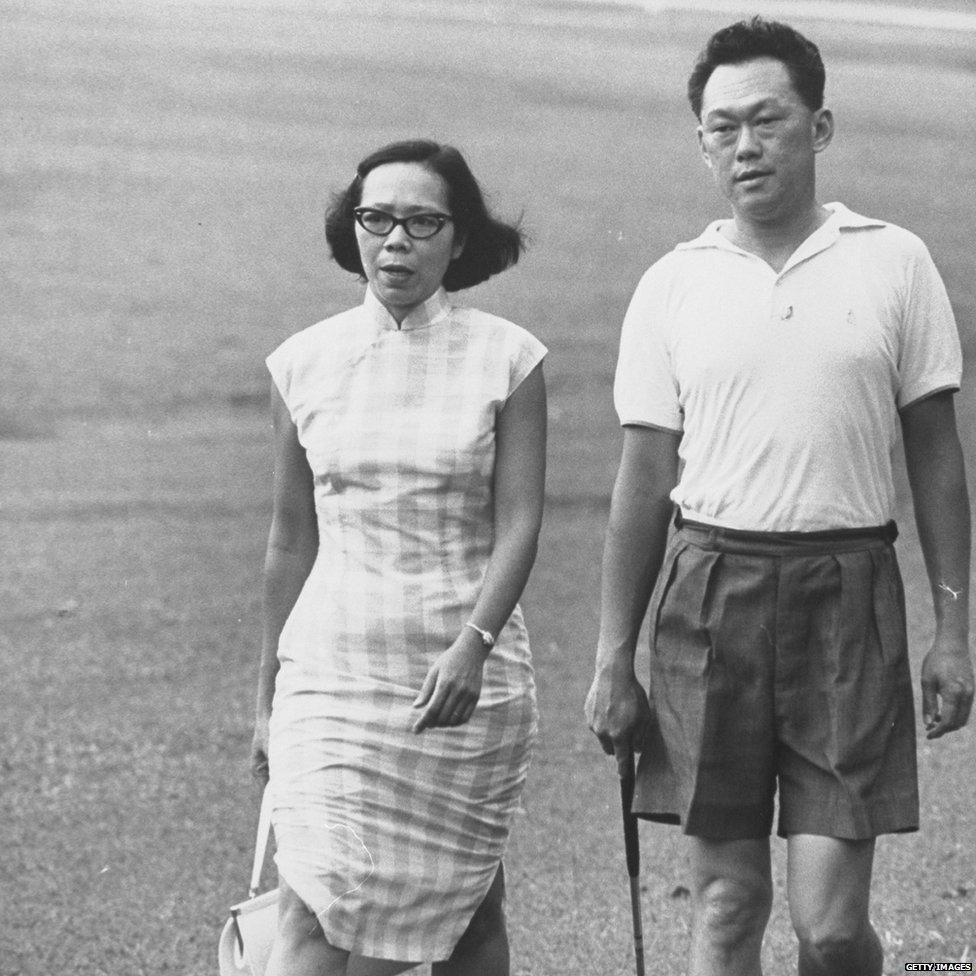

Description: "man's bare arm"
901 390 974 738
585 425 681 759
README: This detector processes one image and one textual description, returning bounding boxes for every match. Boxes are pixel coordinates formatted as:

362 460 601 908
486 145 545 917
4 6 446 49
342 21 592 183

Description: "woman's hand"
412 631 489 733
250 711 271 787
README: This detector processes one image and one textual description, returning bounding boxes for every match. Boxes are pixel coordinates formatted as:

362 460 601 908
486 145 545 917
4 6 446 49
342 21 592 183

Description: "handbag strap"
248 786 274 898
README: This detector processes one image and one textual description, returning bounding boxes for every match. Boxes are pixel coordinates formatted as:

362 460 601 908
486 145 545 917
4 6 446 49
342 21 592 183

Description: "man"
585 17 973 976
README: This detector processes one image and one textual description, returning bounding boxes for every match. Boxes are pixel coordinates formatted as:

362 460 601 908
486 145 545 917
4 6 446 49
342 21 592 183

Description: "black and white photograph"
2 1 974 973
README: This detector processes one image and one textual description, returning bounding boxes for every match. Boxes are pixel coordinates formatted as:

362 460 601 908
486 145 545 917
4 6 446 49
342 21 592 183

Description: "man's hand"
920 634 974 738
585 664 654 760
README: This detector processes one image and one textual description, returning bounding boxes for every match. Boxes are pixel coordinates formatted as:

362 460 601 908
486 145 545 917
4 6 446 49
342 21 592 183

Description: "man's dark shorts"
633 515 919 840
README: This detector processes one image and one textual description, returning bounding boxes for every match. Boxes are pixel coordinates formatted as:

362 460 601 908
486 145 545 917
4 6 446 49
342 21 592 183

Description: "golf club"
618 748 645 976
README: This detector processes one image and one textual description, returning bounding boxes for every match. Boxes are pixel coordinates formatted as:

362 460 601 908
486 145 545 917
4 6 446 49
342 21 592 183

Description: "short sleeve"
897 241 962 409
506 327 547 400
266 337 301 423
266 345 289 397
613 266 683 430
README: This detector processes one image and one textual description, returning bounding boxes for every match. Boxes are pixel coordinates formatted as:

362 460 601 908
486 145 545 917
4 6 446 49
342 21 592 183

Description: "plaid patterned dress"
265 288 545 962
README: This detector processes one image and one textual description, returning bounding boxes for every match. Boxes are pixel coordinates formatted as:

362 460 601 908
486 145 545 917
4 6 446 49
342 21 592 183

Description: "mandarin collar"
362 287 452 333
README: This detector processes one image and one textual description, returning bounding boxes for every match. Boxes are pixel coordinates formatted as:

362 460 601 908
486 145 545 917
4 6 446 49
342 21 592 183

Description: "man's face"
697 57 832 225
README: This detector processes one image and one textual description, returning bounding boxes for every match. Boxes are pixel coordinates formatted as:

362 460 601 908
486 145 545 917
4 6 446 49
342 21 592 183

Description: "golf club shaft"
628 876 646 976
618 750 646 976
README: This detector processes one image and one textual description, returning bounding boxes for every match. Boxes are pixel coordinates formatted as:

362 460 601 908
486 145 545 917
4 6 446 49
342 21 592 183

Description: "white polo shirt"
614 203 962 531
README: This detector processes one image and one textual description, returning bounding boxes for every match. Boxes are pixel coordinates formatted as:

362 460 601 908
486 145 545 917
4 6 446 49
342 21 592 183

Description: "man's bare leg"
687 837 773 976
787 834 882 976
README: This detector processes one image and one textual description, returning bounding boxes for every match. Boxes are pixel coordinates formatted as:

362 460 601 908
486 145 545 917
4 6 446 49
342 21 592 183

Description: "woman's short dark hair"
687 17 825 119
325 139 524 292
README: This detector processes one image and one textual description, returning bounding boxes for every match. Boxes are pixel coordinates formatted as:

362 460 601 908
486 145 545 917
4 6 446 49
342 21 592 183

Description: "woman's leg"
267 878 420 976
269 868 505 976
266 879 349 976
431 864 509 976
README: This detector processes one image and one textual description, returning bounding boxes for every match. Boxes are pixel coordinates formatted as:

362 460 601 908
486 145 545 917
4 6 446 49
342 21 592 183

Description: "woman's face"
355 162 464 323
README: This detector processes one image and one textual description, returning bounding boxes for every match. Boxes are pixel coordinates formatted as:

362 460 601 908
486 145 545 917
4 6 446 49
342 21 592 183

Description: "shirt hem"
619 418 682 434
676 507 896 534
897 380 960 411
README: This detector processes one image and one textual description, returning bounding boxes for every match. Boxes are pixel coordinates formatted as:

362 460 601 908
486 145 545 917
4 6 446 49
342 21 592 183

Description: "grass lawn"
1 1 973 973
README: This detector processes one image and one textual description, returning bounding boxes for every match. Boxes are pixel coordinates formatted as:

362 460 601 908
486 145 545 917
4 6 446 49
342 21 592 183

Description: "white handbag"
218 788 279 976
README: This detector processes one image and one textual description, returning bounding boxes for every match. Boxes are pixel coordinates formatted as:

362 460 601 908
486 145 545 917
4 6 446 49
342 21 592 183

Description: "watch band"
464 621 495 647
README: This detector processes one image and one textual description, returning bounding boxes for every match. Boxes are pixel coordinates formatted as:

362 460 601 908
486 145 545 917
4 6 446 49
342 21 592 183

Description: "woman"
250 139 547 976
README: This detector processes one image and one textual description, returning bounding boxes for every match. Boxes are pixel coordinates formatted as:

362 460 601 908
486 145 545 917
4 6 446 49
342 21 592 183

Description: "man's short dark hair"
325 139 524 292
687 17 826 119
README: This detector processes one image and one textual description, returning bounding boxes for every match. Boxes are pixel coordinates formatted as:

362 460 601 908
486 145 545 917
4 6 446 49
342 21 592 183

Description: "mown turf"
1 1 974 973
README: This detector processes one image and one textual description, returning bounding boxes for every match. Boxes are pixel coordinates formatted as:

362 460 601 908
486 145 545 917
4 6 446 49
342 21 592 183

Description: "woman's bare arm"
412 363 547 731
251 383 319 781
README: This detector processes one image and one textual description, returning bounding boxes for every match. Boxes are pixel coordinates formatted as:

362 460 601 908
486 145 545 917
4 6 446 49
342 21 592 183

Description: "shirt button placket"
771 278 794 324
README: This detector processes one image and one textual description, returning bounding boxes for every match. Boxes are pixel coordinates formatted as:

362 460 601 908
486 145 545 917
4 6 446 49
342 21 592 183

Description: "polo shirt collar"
362 286 452 332
677 202 887 272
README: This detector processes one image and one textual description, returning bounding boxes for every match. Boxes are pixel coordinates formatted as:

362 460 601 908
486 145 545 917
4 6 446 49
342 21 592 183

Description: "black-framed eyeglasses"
353 207 453 240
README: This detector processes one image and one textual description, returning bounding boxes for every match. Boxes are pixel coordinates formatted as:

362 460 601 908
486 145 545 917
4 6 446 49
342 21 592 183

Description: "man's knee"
696 875 772 951
794 915 878 971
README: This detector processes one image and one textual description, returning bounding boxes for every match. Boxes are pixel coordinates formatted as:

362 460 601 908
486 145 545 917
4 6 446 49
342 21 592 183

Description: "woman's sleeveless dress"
265 288 545 962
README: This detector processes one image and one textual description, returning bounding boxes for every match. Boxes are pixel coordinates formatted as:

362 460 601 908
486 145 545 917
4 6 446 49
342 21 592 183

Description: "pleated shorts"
633 515 919 840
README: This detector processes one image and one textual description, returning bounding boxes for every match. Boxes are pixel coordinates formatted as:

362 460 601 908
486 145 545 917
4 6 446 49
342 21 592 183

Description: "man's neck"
724 202 831 273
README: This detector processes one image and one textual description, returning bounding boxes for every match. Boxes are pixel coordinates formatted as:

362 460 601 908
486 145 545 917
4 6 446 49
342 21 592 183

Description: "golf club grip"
618 753 640 878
